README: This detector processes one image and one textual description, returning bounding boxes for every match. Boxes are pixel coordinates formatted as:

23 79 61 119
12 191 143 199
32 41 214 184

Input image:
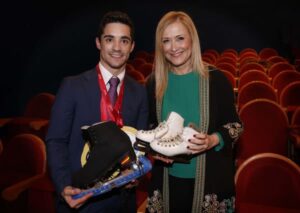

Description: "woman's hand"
187 133 219 154
61 186 93 209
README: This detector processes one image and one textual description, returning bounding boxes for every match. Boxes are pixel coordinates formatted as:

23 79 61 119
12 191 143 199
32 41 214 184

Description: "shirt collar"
99 62 125 85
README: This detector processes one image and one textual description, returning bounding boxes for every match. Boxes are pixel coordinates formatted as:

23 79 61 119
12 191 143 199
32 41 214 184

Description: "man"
46 11 148 212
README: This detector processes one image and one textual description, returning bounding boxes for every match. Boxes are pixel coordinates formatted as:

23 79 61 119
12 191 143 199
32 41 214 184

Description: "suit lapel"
82 68 101 120
122 76 132 111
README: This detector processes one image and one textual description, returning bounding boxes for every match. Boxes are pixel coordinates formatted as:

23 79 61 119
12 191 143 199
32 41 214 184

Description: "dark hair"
98 11 135 41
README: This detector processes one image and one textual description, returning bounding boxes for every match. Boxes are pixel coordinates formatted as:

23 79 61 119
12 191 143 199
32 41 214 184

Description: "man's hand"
152 154 174 164
61 186 93 209
121 169 139 189
124 179 139 189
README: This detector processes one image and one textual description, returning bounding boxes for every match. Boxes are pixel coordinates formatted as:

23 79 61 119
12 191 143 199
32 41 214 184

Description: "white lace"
155 135 183 146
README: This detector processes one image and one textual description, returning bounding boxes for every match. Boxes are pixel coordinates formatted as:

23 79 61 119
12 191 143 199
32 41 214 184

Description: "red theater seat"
236 99 289 166
0 134 55 213
235 153 300 213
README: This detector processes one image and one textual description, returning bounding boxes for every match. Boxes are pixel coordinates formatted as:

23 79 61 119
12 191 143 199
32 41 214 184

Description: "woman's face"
161 21 192 73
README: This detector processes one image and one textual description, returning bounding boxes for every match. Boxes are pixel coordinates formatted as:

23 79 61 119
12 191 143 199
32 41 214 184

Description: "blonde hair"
154 11 208 101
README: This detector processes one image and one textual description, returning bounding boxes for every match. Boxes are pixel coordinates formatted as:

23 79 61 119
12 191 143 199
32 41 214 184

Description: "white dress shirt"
99 62 125 94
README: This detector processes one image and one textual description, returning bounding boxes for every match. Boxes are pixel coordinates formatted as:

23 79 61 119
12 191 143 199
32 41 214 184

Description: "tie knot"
109 77 120 87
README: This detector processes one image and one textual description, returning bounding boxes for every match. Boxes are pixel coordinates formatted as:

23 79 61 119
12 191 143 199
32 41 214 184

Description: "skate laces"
155 134 183 146
139 121 167 134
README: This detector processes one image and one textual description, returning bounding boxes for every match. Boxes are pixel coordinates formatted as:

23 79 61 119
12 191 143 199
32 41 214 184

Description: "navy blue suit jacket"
46 68 148 212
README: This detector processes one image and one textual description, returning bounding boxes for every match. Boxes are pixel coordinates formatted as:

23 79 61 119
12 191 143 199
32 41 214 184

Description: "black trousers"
169 175 195 213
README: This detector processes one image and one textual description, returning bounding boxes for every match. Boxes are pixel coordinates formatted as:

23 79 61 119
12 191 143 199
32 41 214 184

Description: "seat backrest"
235 153 300 211
135 50 150 60
239 62 266 76
236 99 289 165
268 62 296 79
221 48 239 57
126 63 136 73
203 49 220 59
145 54 154 63
279 81 300 108
266 55 288 64
239 56 260 69
0 134 50 211
259 48 279 60
221 52 238 61
220 70 236 89
24 93 55 119
127 69 145 84
238 70 270 90
138 63 154 77
272 70 300 98
280 81 300 121
0 134 46 175
202 56 216 65
131 58 147 69
202 52 217 65
216 57 237 67
216 62 237 76
237 81 277 109
239 48 258 58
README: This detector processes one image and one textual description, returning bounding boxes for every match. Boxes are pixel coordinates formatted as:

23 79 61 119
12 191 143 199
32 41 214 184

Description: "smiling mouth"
110 54 123 58
171 51 184 57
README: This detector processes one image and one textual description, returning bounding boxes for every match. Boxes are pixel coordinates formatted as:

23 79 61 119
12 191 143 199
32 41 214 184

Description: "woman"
145 11 243 213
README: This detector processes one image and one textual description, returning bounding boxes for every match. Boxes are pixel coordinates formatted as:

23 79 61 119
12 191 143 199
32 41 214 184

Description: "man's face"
96 23 134 75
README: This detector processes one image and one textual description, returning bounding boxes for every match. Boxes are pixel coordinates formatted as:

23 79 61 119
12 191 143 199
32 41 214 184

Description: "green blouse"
162 71 224 178
162 71 200 178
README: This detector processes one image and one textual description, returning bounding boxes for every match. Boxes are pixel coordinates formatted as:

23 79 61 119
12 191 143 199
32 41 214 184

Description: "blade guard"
72 155 152 199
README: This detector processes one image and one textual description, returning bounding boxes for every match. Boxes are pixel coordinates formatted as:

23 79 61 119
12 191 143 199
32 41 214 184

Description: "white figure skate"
135 111 184 145
150 127 199 157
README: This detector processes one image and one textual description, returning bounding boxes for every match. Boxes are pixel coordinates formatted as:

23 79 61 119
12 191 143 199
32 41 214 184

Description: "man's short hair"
98 11 135 42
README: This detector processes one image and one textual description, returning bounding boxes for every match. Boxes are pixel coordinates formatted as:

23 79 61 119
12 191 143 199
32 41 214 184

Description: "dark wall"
1 0 299 117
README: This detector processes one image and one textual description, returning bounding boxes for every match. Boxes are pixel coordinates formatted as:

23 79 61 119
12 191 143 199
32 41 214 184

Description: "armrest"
29 120 49 131
1 174 45 201
0 118 12 127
